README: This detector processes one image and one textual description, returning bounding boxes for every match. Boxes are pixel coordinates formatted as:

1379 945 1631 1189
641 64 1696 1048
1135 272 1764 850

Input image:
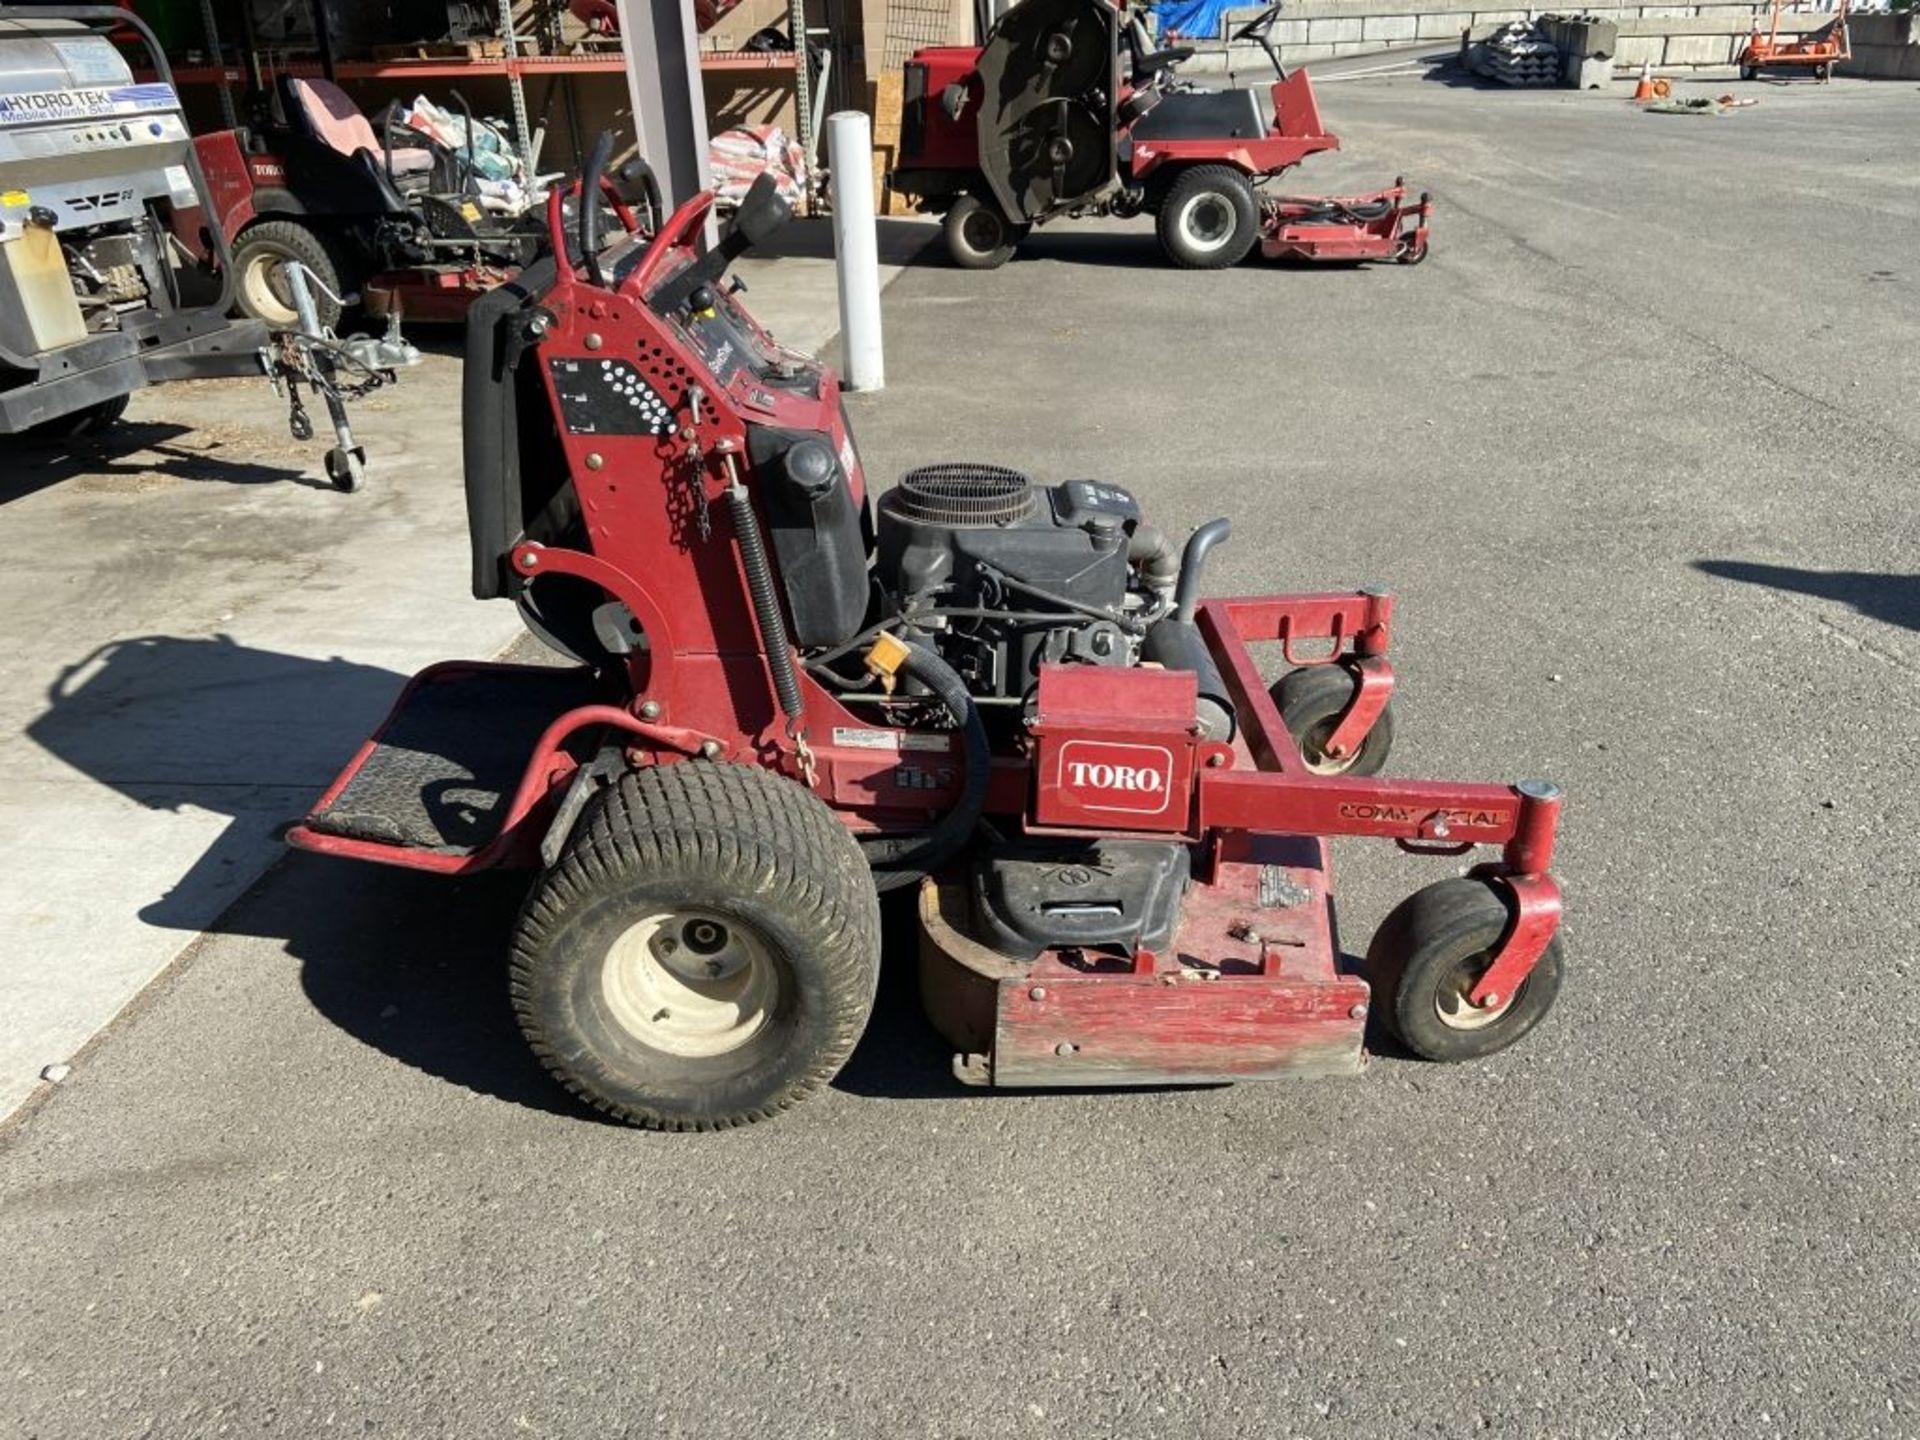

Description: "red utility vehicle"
891 0 1430 270
288 142 1560 1130
180 75 545 327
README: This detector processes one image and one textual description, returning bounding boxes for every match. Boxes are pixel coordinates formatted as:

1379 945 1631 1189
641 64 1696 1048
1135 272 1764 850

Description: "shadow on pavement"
241 853 599 1120
1 421 321 504
830 894 974 1104
1694 559 1920 633
1009 229 1167 269
743 215 938 267
27 634 407 930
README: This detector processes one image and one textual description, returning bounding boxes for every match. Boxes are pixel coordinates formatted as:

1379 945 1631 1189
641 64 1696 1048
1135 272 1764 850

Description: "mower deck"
922 831 1366 1088
1260 182 1432 265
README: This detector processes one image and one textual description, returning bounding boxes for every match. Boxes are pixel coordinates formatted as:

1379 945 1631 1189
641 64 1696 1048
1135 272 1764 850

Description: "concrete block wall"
1184 0 1842 72
1841 11 1920 78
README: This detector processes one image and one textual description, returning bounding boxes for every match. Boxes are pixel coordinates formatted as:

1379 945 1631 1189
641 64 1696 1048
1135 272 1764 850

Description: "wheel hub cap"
600 908 778 1057
1434 953 1518 1031
1182 195 1235 251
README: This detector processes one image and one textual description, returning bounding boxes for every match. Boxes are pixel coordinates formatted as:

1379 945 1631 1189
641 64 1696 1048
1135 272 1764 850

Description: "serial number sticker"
51 38 128 84
832 727 951 753
163 165 193 196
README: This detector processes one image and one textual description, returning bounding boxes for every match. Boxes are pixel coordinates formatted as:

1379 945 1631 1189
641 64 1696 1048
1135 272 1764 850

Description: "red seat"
288 77 435 177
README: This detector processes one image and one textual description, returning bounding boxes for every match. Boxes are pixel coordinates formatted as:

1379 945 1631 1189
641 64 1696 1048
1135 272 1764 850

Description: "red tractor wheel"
510 760 881 1130
1365 878 1564 1063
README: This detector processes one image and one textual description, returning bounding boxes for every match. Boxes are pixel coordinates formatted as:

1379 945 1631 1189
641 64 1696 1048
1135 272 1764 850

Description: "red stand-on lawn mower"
891 0 1430 271
181 75 546 328
288 141 1560 1130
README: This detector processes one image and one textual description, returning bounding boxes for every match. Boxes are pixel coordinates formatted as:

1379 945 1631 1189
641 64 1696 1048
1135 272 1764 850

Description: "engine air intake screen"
890 463 1035 527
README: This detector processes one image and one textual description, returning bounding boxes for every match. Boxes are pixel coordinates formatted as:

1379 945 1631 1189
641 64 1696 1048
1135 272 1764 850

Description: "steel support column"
614 0 712 211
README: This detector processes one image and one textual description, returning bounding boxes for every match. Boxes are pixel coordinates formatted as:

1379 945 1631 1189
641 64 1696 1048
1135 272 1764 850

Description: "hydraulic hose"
579 129 613 288
726 477 806 725
860 642 990 894
1173 517 1232 623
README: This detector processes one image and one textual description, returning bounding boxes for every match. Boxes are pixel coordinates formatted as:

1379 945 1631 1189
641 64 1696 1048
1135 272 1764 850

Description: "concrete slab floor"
2 80 1918 1438
0 218 930 1120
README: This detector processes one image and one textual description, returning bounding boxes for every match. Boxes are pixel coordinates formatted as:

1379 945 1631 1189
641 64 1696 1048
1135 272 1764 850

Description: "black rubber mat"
306 665 602 854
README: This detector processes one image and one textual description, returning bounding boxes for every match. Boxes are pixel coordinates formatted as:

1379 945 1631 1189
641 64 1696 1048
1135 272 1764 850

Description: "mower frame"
288 156 1562 1113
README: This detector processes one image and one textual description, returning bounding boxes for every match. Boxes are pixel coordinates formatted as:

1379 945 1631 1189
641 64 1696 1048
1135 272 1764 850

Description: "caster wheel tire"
325 448 366 493
233 219 347 330
1397 236 1429 266
944 194 1025 270
1739 62 1759 80
511 761 882 1130
1156 165 1260 270
1272 664 1395 777
1365 878 1564 1063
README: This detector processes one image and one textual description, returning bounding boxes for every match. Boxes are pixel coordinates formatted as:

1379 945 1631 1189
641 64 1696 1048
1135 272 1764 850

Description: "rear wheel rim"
960 207 1004 256
600 907 781 1058
1180 193 1237 252
238 247 303 328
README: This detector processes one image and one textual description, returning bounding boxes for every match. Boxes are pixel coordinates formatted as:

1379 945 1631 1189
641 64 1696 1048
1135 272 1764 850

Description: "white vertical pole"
825 111 884 393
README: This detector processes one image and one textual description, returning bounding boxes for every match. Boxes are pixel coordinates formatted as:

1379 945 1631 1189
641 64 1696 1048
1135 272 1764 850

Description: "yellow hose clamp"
864 631 911 694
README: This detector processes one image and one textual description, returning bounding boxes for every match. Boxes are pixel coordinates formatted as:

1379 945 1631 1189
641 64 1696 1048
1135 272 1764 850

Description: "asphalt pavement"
4 79 1918 1438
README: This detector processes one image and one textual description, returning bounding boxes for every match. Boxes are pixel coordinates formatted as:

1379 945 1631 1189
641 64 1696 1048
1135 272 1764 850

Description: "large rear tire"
232 219 346 330
511 761 881 1130
1156 165 1260 269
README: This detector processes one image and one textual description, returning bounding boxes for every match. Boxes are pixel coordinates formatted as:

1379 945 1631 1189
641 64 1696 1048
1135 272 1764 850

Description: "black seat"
1130 43 1194 84
1129 87 1265 141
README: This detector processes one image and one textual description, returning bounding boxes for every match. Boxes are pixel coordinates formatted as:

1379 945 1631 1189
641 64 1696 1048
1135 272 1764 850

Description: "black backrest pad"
464 256 563 600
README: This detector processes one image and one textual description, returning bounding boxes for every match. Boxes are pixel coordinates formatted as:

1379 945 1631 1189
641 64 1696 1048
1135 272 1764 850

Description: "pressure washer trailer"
0 6 265 437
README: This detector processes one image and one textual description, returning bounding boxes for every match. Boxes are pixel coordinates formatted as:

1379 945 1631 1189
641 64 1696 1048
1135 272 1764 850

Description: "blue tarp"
1149 0 1238 40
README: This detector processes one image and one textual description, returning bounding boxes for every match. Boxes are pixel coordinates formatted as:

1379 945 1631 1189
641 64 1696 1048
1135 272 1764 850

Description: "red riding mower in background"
287 138 1560 1131
180 75 547 328
891 0 1430 270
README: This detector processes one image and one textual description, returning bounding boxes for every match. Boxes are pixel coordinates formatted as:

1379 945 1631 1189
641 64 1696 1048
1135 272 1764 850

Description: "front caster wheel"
1272 664 1395 776
511 761 882 1129
1365 878 1564 1063
324 446 366 493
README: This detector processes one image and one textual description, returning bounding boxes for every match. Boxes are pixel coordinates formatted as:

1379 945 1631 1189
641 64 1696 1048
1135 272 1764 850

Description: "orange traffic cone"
1631 60 1655 100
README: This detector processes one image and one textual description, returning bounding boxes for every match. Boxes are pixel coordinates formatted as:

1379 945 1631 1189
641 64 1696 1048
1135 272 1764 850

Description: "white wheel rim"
1298 719 1359 776
599 907 780 1058
1434 953 1517 1032
239 248 302 328
1179 193 1237 253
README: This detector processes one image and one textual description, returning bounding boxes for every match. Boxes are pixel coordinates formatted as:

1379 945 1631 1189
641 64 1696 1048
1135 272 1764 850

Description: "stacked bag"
1470 19 1563 86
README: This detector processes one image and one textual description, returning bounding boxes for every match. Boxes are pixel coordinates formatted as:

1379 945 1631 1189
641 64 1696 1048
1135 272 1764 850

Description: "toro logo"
1056 741 1174 815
